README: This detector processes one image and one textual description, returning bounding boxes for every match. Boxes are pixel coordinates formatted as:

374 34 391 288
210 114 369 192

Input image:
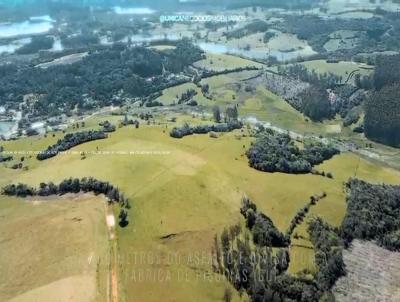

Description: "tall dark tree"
213 105 221 123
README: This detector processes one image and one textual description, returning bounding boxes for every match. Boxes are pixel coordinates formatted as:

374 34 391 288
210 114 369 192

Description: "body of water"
101 33 180 45
0 37 31 54
0 15 54 38
0 121 15 137
113 7 156 15
197 42 315 61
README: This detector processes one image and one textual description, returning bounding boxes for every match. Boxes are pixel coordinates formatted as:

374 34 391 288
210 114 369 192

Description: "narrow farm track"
104 203 118 302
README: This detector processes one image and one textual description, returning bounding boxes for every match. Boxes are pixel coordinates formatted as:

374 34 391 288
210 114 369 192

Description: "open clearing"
36 52 88 69
333 240 400 301
1 113 399 301
0 194 109 302
193 53 263 72
299 60 373 83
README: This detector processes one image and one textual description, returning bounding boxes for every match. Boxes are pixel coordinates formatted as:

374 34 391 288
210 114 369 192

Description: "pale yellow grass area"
8 275 96 302
155 82 212 106
0 194 109 302
326 124 342 134
267 32 310 51
193 53 263 72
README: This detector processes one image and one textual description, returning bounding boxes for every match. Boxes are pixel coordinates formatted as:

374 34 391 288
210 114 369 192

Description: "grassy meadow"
193 53 264 71
299 60 374 84
0 50 397 302
1 112 399 301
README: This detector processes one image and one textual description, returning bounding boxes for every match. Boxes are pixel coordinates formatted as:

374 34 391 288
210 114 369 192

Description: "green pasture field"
1 113 399 301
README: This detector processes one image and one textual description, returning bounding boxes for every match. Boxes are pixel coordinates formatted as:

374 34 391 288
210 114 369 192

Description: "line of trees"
170 121 242 139
286 193 327 238
2 177 131 227
37 130 107 160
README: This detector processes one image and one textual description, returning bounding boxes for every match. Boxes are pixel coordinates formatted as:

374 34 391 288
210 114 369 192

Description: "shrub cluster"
99 121 116 132
0 155 13 163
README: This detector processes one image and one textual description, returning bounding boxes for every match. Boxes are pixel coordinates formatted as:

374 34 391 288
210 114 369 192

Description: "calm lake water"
197 42 315 61
0 15 54 38
113 7 156 15
0 37 31 54
0 121 14 136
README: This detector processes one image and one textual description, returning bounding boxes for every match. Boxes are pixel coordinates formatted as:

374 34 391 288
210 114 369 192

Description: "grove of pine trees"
364 55 400 147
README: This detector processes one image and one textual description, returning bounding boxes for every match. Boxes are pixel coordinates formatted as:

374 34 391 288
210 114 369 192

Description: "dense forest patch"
299 86 334 122
373 54 400 90
363 55 400 147
16 36 54 55
0 39 203 116
246 130 339 174
341 179 400 251
364 83 400 147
